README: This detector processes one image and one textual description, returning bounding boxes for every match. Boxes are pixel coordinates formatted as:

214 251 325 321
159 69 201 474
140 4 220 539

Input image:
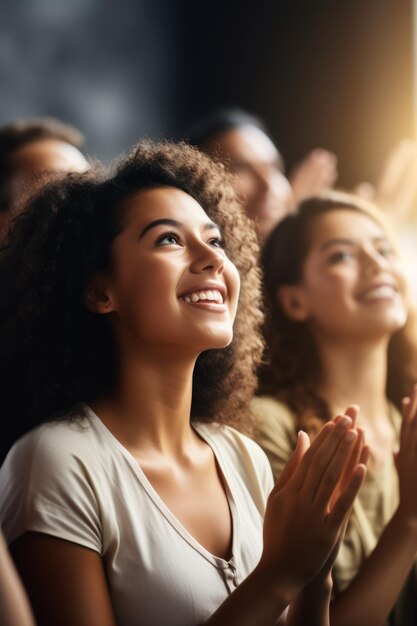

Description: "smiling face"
279 209 408 342
90 186 240 360
203 126 294 239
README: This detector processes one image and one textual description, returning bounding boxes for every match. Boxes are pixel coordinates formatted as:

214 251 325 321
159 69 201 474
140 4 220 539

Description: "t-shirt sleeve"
0 426 102 553
252 397 298 482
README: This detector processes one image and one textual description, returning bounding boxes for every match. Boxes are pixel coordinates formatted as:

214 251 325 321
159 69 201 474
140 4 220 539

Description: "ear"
84 274 115 314
277 285 310 322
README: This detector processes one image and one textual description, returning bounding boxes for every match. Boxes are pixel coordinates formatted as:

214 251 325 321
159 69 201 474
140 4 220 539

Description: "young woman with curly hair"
254 191 417 626
0 142 365 626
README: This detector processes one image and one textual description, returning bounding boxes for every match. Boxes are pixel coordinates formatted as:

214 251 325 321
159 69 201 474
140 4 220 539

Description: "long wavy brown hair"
258 190 417 430
0 140 263 450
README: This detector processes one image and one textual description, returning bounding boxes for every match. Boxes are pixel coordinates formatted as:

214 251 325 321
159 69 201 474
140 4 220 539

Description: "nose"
255 165 294 209
189 241 225 275
253 164 273 194
361 245 391 275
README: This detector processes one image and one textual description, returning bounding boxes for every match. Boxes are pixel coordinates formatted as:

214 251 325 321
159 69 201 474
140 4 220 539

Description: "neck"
91 345 198 457
316 335 389 425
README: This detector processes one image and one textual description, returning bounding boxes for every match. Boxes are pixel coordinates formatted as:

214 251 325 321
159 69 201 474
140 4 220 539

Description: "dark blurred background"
0 0 413 186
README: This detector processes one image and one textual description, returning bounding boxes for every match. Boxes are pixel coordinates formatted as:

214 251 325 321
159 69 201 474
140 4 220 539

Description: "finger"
298 416 353 495
270 431 310 496
329 429 365 510
359 443 370 466
313 430 358 510
290 421 335 491
341 428 365 490
326 464 367 530
349 428 365 468
343 405 359 428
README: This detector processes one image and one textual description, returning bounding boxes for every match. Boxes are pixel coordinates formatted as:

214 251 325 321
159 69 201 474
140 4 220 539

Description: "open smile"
357 282 399 303
178 285 228 312
181 289 224 304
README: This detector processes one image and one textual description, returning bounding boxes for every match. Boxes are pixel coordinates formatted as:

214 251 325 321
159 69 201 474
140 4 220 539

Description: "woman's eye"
155 231 182 246
208 237 225 249
378 246 394 258
328 250 353 263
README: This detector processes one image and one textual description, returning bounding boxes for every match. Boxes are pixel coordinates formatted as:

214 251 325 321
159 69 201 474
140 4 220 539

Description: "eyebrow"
319 236 388 251
139 218 220 239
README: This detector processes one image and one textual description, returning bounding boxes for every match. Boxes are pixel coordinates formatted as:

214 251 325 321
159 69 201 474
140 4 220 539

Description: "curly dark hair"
0 140 263 453
258 190 417 429
0 117 85 213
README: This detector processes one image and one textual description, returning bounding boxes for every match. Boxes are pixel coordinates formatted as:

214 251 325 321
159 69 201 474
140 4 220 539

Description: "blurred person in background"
355 138 417 305
0 117 89 459
186 108 338 240
0 117 89 238
254 191 417 626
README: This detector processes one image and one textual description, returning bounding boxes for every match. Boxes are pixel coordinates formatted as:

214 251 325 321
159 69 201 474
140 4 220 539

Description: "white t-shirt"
0 407 273 626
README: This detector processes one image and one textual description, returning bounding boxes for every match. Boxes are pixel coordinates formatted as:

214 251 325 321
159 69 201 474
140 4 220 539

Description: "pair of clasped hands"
259 386 417 601
258 405 366 601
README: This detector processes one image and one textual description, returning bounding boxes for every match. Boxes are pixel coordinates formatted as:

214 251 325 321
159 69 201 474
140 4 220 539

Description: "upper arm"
11 532 116 626
0 532 35 626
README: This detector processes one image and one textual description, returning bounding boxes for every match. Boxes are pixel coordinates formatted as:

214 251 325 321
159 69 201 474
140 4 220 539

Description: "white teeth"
362 285 396 301
182 289 224 304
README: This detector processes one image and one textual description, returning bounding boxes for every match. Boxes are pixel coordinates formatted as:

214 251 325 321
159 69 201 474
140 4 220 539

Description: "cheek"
271 173 293 206
305 264 356 299
234 172 257 202
226 262 240 319
303 269 358 323
112 261 171 322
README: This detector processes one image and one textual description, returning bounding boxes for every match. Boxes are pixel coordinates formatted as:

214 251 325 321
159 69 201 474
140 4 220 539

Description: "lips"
182 289 224 304
178 284 227 304
357 282 398 302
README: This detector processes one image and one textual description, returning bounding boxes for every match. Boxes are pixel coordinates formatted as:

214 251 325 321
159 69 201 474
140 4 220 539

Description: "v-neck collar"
85 405 240 570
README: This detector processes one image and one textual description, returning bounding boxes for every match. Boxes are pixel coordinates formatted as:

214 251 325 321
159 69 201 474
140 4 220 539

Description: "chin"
386 305 408 328
198 330 234 351
371 312 408 336
389 316 408 333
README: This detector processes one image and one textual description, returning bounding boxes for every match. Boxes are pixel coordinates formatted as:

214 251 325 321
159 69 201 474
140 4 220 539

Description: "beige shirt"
253 395 416 626
0 407 273 626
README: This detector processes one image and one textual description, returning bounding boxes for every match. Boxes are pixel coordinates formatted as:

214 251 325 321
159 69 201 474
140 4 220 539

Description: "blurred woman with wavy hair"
255 191 417 625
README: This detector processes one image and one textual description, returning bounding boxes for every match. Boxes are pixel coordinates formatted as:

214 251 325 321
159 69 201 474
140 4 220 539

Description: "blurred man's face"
202 125 294 239
1 138 88 235
8 138 88 203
